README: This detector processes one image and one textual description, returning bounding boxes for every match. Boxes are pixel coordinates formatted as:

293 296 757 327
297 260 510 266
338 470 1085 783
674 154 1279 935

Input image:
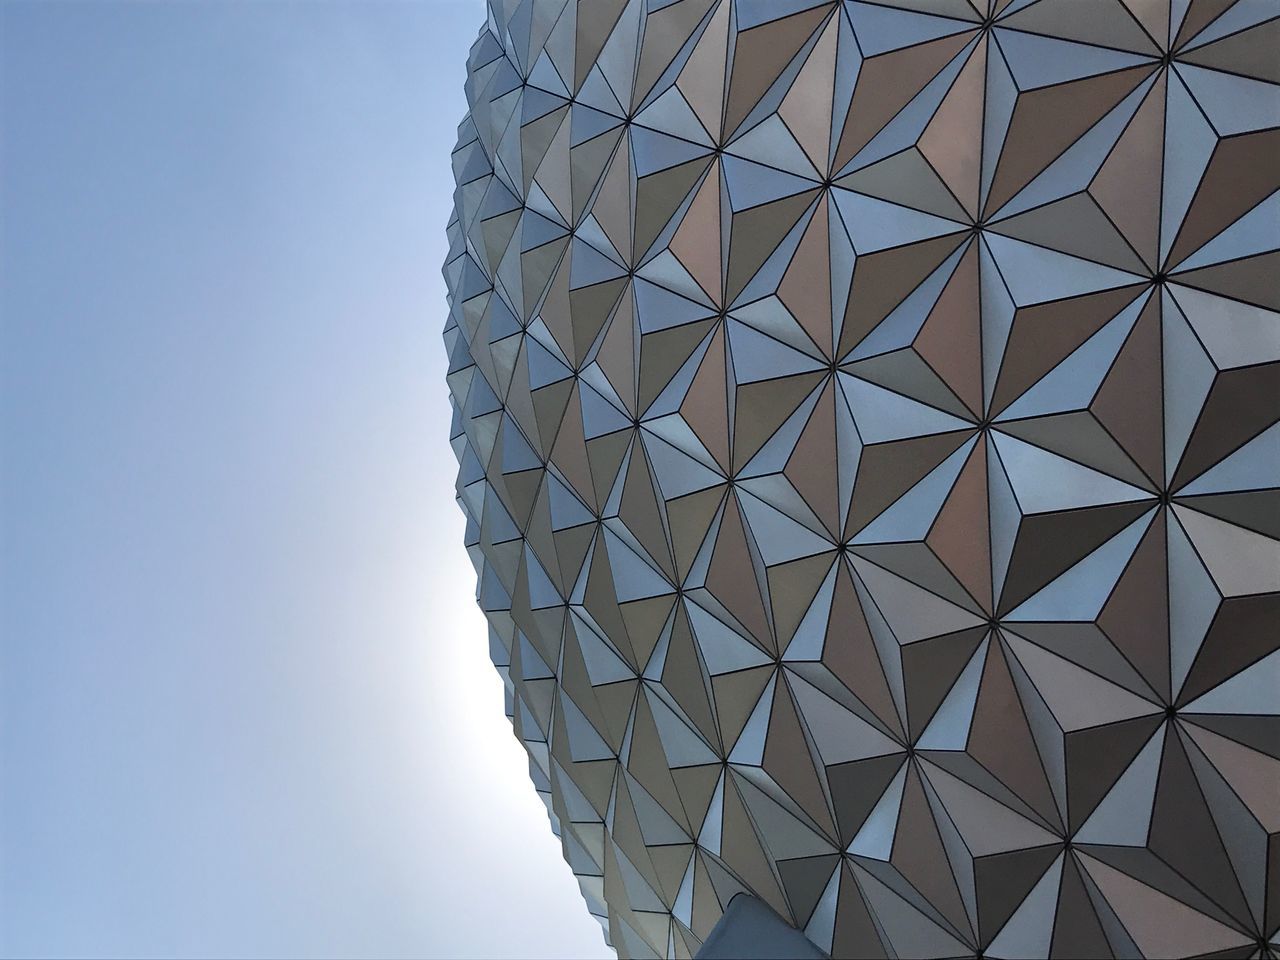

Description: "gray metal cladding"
442 2 1280 957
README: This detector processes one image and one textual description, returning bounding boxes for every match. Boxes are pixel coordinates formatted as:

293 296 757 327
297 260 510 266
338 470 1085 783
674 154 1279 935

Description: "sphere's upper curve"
443 2 1280 957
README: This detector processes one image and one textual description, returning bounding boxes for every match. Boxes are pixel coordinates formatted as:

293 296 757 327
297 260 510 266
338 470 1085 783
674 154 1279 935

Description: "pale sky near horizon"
0 2 609 957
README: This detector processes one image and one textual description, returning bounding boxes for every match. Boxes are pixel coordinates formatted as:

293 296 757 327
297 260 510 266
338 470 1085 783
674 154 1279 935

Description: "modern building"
443 2 1279 957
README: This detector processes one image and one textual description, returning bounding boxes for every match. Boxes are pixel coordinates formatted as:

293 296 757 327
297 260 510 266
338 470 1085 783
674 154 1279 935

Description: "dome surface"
443 2 1279 957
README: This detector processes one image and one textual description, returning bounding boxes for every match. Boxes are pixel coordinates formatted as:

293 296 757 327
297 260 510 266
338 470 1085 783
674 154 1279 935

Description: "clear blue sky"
0 2 607 957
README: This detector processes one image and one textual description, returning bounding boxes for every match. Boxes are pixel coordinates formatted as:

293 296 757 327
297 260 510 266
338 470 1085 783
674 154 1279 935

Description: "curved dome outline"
443 3 1280 957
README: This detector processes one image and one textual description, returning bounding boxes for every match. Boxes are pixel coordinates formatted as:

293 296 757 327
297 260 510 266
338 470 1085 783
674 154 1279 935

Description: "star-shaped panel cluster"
442 2 1279 957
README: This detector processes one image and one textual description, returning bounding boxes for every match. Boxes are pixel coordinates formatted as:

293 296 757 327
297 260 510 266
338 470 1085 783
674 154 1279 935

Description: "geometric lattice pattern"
443 2 1279 956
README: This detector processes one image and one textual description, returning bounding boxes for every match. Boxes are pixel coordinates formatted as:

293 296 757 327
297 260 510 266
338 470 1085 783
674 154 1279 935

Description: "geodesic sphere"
443 2 1280 957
